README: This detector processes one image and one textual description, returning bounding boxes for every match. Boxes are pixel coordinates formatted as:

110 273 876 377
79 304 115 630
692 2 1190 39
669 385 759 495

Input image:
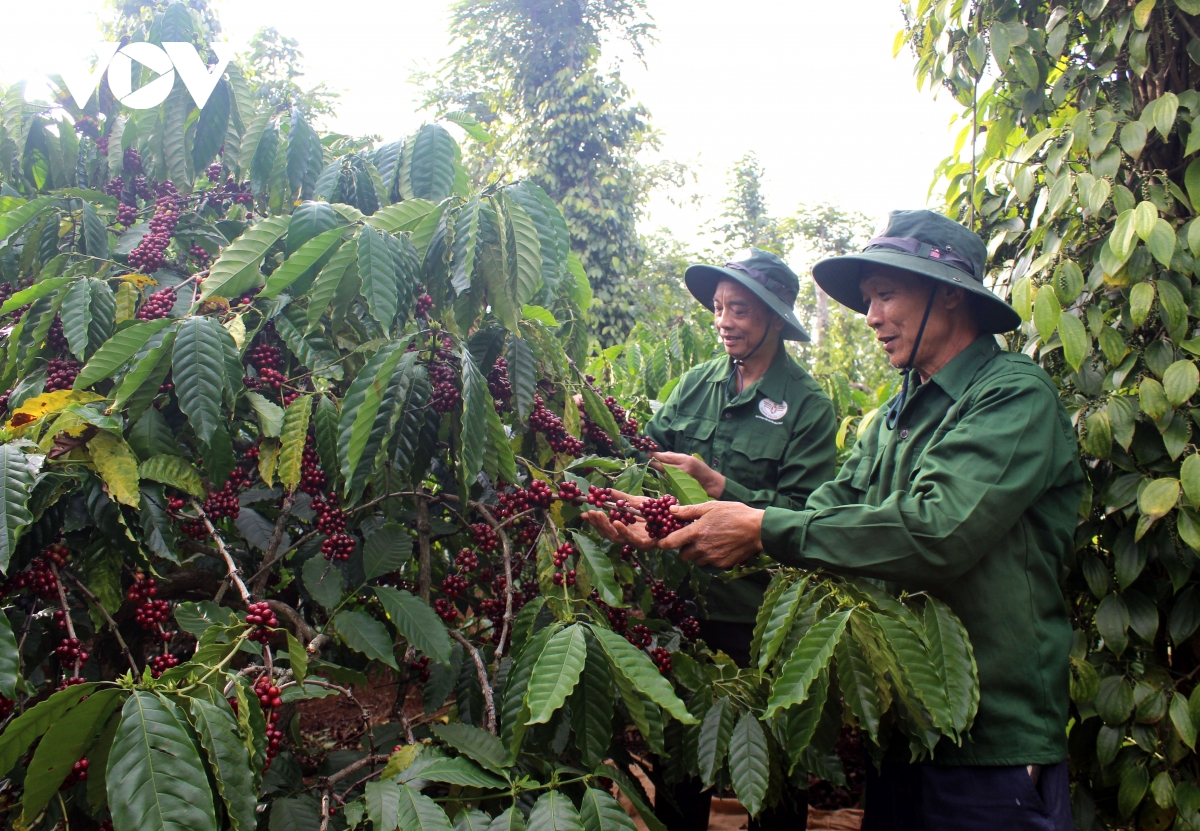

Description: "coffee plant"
0 4 981 830
907 0 1200 826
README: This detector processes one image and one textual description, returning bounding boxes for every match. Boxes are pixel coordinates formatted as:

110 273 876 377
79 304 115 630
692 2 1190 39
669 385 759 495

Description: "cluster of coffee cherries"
627 623 652 648
127 183 181 272
313 497 355 561
299 435 328 494
206 162 223 182
149 654 180 678
586 486 636 525
116 203 138 226
641 494 689 539
471 522 500 554
649 579 700 639
408 655 431 683
651 646 672 674
428 340 461 413
2 557 60 602
59 758 89 790
455 548 478 572
46 316 68 352
254 675 286 771
54 637 88 666
529 396 585 457
414 286 434 318
123 147 143 175
136 287 177 321
244 340 286 390
245 601 278 644
487 357 512 406
129 575 171 636
551 542 577 587
188 244 210 265
44 357 81 392
183 479 241 538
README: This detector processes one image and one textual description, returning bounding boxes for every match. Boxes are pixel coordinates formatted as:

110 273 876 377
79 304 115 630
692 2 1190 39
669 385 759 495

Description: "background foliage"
904 0 1200 826
0 3 976 831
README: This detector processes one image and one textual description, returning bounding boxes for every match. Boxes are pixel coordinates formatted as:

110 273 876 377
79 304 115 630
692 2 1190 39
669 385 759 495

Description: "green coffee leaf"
374 586 452 664
333 610 398 669
107 691 218 831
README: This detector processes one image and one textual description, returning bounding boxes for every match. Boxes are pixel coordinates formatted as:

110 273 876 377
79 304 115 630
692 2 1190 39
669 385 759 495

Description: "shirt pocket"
726 427 788 485
676 416 717 457
850 452 877 491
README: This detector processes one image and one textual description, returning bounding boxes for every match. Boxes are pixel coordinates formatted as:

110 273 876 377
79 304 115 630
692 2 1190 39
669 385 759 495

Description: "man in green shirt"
593 212 1082 830
643 248 836 831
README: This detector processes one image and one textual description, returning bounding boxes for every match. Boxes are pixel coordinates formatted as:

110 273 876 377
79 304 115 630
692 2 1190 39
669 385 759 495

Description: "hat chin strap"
726 326 775 400
885 286 938 431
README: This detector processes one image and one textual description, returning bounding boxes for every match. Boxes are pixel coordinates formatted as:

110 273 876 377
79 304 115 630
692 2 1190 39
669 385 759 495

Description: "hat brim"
811 250 1021 334
684 264 810 342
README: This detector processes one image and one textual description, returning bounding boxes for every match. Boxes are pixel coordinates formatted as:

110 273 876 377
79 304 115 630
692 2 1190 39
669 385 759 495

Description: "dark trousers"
654 620 808 831
863 758 1072 831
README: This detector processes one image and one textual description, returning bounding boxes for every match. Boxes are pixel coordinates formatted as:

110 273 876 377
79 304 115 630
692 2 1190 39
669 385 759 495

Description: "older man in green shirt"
642 248 836 831
592 211 1083 830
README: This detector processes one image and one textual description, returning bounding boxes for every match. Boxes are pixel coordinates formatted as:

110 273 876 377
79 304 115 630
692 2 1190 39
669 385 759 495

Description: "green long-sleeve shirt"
761 335 1083 765
646 347 837 623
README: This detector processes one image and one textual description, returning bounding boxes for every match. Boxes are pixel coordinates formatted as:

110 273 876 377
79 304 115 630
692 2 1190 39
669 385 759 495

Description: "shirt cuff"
760 506 812 567
718 477 752 504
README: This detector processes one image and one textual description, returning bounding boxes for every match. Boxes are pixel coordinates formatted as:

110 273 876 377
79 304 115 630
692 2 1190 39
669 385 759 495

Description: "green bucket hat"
811 209 1020 334
684 248 810 342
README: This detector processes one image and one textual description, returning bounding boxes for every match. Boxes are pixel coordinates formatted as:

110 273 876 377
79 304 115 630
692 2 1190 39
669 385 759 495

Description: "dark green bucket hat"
812 209 1020 334
684 248 810 342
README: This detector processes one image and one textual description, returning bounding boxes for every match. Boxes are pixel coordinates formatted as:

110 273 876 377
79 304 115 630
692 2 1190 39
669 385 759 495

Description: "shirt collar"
928 335 1002 401
714 346 797 403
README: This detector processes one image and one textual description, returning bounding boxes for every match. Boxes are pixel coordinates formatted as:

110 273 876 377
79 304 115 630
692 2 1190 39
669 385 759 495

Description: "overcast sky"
0 0 962 249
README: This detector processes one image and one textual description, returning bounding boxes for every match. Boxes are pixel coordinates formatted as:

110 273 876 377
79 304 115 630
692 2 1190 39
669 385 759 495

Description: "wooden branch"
249 492 296 597
267 600 316 642
49 564 82 677
450 630 496 735
472 503 516 664
191 499 252 605
61 569 139 675
416 494 432 603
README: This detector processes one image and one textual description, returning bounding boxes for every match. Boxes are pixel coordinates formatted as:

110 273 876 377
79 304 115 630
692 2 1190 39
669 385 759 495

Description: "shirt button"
724 412 732 419
712 458 720 468
900 429 909 439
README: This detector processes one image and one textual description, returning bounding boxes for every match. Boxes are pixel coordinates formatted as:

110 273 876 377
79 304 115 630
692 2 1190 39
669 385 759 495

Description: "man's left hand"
651 452 726 499
656 502 765 568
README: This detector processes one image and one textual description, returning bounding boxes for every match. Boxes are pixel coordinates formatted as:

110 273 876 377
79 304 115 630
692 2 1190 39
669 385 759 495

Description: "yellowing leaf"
1130 282 1155 327
1011 276 1033 322
1139 477 1180 521
1133 0 1156 29
1135 201 1159 241
258 437 280 487
1182 455 1200 509
88 431 141 507
1163 360 1199 407
6 391 102 431
278 395 313 491
121 273 159 289
114 282 138 323
1148 219 1177 268
1140 377 1170 422
224 314 246 349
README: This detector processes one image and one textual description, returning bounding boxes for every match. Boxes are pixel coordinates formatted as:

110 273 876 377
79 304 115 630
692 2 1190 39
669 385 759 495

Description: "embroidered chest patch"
758 398 788 421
